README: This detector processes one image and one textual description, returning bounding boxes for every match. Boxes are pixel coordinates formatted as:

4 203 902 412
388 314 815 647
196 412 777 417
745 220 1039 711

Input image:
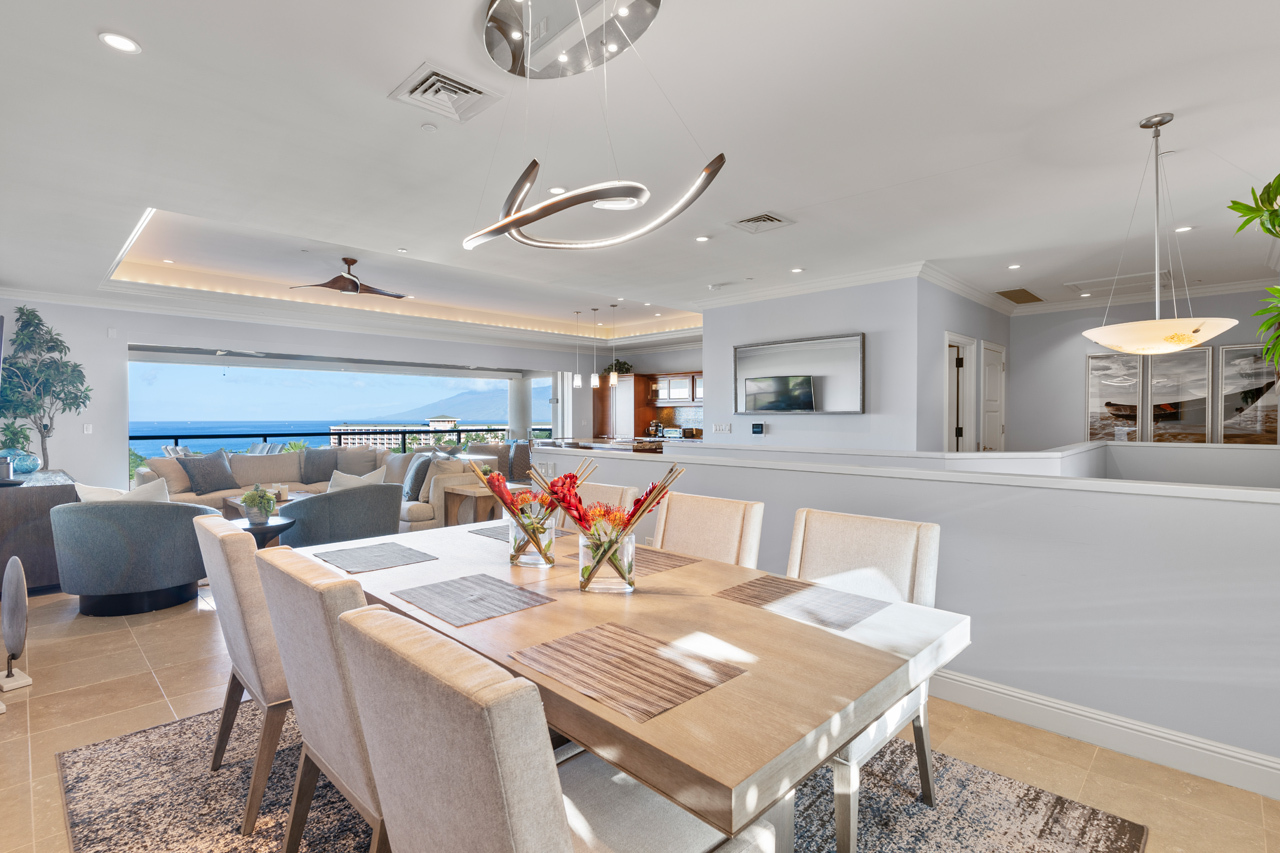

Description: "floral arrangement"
533 463 684 591
241 484 276 523
469 462 558 566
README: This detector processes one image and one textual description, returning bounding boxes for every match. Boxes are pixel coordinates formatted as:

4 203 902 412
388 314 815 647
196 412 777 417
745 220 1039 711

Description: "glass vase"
578 532 635 593
508 512 555 568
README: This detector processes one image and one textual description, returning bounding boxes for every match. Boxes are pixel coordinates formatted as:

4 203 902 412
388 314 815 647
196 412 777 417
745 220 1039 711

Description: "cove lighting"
99 33 141 53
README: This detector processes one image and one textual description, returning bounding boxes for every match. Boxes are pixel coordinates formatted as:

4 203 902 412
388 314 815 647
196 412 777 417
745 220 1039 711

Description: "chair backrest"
652 492 765 569
559 482 640 529
256 548 381 815
339 605 572 853
192 516 289 706
50 502 217 596
277 483 402 548
785 508 940 606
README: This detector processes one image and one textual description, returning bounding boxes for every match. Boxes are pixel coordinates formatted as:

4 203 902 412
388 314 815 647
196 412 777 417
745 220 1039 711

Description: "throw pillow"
383 450 422 485
145 456 191 494
335 446 378 475
420 454 465 503
402 454 432 501
302 448 338 484
229 450 303 488
328 466 387 492
75 478 170 503
176 451 240 496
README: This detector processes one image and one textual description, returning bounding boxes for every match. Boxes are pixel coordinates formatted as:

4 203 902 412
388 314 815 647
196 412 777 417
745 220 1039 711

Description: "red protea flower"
486 472 515 510
624 481 668 527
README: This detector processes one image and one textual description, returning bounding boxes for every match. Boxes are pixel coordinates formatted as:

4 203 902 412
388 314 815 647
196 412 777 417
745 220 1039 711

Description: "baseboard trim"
931 670 1280 799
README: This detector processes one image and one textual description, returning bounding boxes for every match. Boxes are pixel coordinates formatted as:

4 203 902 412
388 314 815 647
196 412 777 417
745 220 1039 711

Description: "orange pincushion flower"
584 502 627 530
513 490 553 516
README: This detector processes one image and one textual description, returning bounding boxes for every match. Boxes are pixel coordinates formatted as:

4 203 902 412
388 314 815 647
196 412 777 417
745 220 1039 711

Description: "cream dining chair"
256 548 390 853
337 603 775 853
558 482 640 529
786 507 942 816
192 516 291 836
652 492 764 569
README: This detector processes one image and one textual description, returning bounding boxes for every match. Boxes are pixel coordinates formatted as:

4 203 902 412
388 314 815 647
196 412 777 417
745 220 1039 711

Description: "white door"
981 342 1006 451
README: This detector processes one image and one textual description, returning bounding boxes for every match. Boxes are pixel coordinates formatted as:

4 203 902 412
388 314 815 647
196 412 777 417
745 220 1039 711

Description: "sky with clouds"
128 362 505 421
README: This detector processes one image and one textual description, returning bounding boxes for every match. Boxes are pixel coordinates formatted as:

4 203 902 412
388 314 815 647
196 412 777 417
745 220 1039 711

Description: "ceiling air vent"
729 211 795 234
995 288 1044 305
388 63 500 123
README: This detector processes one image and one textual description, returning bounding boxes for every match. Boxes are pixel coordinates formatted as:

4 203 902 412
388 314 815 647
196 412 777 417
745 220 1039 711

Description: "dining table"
295 522 970 853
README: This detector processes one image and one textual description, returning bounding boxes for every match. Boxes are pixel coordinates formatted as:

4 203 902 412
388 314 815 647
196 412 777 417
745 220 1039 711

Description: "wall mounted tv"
744 376 815 412
734 332 864 414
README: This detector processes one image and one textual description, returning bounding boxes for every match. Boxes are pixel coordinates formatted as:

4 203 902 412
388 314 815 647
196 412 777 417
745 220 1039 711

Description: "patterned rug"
58 704 1147 852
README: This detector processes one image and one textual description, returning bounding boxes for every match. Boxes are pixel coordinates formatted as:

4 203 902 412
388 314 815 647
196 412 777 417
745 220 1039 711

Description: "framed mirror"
733 333 864 414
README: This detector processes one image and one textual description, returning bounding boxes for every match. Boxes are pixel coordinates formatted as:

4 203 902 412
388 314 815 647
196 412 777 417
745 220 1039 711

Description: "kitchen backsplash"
657 407 704 429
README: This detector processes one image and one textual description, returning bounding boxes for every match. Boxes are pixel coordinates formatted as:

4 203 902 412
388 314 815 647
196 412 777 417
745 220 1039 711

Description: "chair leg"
912 707 937 807
284 744 321 853
761 788 795 853
369 817 392 853
832 753 860 853
210 672 245 772
241 702 289 835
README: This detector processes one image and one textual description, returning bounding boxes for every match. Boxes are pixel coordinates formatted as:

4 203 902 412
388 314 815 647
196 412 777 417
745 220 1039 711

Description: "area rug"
58 704 1147 852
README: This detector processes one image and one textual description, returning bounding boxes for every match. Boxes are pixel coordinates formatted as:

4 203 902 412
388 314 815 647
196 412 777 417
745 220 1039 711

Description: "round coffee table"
232 516 296 549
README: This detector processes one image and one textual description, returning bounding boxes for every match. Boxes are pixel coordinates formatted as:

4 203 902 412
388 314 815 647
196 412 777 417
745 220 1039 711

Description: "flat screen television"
744 375 815 412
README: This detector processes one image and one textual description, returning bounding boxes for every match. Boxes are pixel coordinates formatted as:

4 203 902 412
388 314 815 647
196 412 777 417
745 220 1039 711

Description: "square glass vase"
578 533 635 593
508 512 555 568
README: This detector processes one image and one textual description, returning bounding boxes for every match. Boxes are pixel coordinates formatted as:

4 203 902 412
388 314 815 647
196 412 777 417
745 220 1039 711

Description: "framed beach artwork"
1218 345 1278 445
1086 353 1141 442
1148 347 1210 444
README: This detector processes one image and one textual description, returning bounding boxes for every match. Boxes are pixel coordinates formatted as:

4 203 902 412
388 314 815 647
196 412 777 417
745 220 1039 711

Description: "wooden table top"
296 524 969 837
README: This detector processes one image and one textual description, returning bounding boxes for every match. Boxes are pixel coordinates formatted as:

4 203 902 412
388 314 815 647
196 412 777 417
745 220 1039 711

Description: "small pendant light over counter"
572 311 583 389
1083 114 1236 354
609 304 619 387
589 308 601 389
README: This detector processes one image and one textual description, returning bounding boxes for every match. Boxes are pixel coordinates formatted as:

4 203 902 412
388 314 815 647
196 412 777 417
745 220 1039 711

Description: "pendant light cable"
1160 162 1195 318
570 0 621 180
1102 141 1154 327
615 24 708 161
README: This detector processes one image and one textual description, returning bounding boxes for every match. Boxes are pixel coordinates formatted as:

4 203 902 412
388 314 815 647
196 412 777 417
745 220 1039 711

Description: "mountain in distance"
368 388 551 424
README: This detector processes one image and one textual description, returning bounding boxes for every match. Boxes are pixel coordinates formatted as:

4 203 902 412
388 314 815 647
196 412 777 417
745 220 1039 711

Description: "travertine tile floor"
1 588 1276 853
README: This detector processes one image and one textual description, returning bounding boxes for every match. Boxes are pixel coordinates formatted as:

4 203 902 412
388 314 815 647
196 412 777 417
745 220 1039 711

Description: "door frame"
979 340 1007 452
943 332 978 453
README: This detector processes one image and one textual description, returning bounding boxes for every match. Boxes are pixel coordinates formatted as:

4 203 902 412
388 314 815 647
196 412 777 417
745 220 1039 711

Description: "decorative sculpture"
1 556 31 697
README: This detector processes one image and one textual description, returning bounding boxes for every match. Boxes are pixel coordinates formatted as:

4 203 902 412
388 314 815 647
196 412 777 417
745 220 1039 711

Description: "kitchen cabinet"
594 374 656 438
694 374 705 402
650 373 703 406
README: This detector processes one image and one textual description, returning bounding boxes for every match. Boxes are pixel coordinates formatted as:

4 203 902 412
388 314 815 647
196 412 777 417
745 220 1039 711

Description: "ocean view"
128 419 507 457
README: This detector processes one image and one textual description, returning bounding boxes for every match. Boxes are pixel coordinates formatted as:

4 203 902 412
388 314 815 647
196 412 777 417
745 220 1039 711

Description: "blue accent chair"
277 484 402 549
51 502 218 616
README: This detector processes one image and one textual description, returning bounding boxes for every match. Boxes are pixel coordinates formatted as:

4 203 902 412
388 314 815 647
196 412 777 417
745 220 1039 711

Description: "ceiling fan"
291 257 405 299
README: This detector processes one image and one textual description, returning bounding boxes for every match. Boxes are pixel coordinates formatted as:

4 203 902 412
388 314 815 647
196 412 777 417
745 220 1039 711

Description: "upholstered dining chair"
337 604 775 853
652 492 765 569
786 508 941 812
256 548 389 853
558 481 640 530
192 516 291 835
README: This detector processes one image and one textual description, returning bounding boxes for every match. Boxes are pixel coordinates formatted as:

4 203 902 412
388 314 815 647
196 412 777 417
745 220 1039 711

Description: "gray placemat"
393 574 555 627
315 542 437 574
715 575 891 631
469 524 574 542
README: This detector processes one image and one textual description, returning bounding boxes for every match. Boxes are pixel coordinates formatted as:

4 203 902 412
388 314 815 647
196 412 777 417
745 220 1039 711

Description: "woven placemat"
393 574 554 627
314 542 437 574
715 575 891 631
511 622 745 723
469 524 573 542
556 547 699 578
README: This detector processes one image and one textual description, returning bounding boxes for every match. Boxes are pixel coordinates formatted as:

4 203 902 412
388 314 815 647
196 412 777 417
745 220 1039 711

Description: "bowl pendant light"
589 308 601 388
609 304 619 386
1083 114 1236 354
572 311 583 389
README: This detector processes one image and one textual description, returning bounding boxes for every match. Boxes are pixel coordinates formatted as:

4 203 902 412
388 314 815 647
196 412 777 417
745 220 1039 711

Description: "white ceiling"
2 0 1278 340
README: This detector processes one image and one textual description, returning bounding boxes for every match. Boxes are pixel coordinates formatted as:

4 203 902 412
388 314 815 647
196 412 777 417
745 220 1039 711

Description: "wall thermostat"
751 423 765 435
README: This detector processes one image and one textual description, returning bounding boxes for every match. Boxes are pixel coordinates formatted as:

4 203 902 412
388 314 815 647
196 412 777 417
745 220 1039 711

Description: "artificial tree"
0 307 92 470
1230 173 1280 369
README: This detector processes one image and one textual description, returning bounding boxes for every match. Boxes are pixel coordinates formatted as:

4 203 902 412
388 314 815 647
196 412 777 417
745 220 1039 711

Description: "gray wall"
916 280 1011 451
702 278 921 449
1007 289 1274 451
620 346 702 376
0 299 581 489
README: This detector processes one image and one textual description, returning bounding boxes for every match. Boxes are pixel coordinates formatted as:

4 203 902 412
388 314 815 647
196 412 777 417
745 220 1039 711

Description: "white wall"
1105 442 1280 487
533 446 1280 775
702 278 921 449
1007 289 1274 451
915 280 1011 451
0 299 582 489
620 345 702 376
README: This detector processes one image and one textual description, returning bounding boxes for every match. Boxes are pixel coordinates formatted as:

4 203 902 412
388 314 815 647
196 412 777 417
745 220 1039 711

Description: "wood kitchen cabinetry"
651 373 703 406
593 374 657 439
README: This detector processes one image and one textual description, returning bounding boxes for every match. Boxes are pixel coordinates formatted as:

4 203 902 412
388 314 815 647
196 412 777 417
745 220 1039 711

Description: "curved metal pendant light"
463 155 725 251
1083 114 1236 354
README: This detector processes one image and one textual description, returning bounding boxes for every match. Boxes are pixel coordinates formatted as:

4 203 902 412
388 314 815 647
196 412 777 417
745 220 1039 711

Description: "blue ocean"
128 419 504 457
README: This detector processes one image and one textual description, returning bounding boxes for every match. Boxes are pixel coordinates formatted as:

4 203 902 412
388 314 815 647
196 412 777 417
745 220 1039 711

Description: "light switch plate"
644 537 654 546
83 424 93 434
713 423 732 433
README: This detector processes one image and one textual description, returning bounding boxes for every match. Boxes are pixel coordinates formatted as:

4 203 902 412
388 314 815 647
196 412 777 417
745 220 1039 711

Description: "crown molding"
615 337 704 355
691 263 928 310
1010 277 1275 315
917 262 1015 315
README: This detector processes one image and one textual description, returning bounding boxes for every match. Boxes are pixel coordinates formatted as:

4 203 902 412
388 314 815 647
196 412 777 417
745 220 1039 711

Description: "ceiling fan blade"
290 274 356 292
357 283 407 299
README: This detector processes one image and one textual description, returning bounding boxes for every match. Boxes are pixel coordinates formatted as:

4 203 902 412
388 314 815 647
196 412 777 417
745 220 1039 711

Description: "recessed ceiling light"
162 259 174 264
791 268 803 273
549 187 566 195
511 31 523 40
1080 292 1091 297
558 53 569 62
99 33 141 54
397 248 408 253
407 296 415 299
1175 226 1193 232
598 322 603 325
654 313 662 316
643 302 650 306
617 6 629 15
695 236 710 242
1008 264 1021 270
420 123 437 133
607 44 618 52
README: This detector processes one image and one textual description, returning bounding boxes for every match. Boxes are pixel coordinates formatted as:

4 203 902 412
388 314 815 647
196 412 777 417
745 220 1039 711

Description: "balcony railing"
128 426 555 455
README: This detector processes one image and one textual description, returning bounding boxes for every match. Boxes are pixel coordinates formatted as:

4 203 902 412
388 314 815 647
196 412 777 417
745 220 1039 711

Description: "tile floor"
1 588 1276 853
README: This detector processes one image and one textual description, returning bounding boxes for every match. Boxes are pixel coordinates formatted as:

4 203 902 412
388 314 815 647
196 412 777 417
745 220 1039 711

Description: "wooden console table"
0 469 78 593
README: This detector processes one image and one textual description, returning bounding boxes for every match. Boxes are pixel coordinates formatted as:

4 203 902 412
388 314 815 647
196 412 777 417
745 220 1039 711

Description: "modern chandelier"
464 0 725 251
1082 114 1236 354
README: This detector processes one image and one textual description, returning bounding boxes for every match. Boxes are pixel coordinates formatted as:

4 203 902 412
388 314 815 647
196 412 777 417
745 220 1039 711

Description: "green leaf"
1235 214 1262 233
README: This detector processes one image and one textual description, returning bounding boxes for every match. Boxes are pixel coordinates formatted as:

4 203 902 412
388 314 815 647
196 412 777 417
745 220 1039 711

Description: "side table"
232 516 296 549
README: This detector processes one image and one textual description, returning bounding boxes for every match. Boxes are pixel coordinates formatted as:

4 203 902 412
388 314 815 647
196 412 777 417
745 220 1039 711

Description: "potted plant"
0 420 39 475
1229 173 1280 368
601 358 632 379
241 484 276 525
